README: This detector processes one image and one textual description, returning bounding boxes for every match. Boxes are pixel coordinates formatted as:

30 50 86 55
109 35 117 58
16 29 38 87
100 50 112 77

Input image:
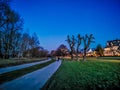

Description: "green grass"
0 59 55 84
42 60 120 90
63 56 120 61
97 56 120 60
0 57 48 68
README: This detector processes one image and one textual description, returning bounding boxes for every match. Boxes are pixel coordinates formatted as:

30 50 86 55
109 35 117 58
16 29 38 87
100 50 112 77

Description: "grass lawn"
0 59 55 84
0 57 48 68
97 56 120 60
42 59 120 90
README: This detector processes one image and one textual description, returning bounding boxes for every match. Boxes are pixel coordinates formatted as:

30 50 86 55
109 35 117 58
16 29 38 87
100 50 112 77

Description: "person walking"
57 57 60 61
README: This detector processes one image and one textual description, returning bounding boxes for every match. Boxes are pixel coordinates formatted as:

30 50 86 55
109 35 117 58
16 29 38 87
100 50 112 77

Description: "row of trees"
66 34 95 61
0 0 48 59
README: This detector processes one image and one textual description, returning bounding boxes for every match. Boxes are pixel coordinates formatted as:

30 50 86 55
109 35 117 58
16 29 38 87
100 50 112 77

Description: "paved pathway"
0 59 51 74
0 60 61 90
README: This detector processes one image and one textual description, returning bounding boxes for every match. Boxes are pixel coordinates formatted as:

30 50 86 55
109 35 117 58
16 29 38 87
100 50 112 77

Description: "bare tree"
17 33 30 59
0 0 23 58
83 34 95 61
66 35 76 60
76 34 82 60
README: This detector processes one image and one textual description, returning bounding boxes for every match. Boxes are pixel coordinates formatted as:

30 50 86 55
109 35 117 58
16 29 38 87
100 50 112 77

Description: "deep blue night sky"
11 0 120 51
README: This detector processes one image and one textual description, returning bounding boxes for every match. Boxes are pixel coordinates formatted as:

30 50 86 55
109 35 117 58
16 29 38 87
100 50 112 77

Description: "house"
104 39 120 56
79 48 96 57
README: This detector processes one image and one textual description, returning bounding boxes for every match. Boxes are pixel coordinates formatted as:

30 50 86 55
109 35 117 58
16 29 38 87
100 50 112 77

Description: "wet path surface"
0 60 61 90
0 59 51 74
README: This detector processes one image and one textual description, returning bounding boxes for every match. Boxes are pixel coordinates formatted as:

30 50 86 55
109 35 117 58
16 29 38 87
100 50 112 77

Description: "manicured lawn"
97 56 120 60
42 60 120 90
0 59 55 84
0 57 48 68
63 56 120 61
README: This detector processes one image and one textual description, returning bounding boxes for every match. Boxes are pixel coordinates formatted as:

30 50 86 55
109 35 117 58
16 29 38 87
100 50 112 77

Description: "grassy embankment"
0 57 48 68
42 57 120 90
0 59 55 84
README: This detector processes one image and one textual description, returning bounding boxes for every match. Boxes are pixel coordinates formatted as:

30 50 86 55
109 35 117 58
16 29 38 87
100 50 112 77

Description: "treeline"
0 0 48 59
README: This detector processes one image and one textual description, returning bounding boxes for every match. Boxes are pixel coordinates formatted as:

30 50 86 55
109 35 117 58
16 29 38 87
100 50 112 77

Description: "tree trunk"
70 51 73 60
83 55 86 61
76 52 79 61
71 55 73 60
83 49 86 61
71 53 73 60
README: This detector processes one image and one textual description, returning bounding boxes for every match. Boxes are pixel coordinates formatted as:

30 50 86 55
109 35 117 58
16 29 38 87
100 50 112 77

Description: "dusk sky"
10 0 120 51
